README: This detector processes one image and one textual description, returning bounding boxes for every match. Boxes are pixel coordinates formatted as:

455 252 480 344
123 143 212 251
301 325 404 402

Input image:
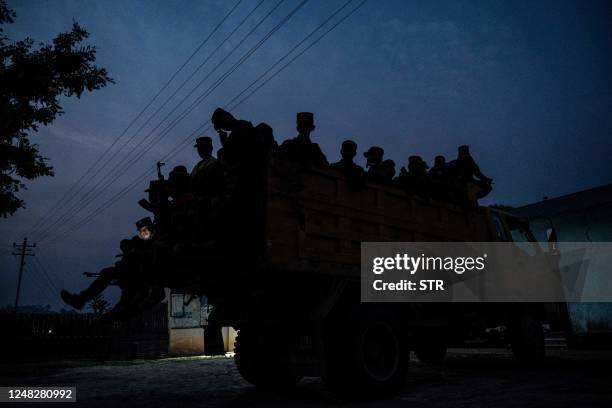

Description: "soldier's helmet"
136 216 154 230
364 146 384 160
194 136 213 149
296 112 315 131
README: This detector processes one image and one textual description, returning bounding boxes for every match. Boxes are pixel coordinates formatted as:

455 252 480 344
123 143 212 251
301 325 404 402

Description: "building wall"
167 293 237 356
515 197 612 336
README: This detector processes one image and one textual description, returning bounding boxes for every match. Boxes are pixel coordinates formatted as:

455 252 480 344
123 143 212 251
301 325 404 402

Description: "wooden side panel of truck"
265 167 494 269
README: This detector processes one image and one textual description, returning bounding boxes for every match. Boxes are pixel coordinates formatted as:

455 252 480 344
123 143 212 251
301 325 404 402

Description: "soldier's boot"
60 290 87 310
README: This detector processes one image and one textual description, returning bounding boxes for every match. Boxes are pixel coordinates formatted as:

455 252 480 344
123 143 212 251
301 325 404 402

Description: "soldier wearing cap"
138 180 170 231
168 165 192 202
191 136 224 199
447 145 492 201
136 216 155 241
60 218 158 313
364 146 395 184
277 112 328 169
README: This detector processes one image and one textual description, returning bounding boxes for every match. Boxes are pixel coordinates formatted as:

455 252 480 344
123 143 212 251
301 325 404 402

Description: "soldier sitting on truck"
277 112 328 169
395 155 431 197
330 140 365 188
429 155 447 181
211 108 275 254
161 166 198 244
447 145 493 205
191 136 225 201
138 179 170 232
60 218 164 318
426 155 454 201
364 146 395 185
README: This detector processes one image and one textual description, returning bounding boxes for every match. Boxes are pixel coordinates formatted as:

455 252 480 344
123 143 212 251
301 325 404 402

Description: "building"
512 184 612 345
168 292 237 356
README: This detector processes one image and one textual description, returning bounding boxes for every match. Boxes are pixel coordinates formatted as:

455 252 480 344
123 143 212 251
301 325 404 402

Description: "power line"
41 0 369 248
37 0 308 244
39 0 368 247
227 0 360 109
27 0 244 239
32 0 261 241
27 261 63 307
34 0 292 243
32 256 62 295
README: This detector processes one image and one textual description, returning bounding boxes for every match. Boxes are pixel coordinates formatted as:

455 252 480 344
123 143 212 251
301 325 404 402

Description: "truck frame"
177 166 551 398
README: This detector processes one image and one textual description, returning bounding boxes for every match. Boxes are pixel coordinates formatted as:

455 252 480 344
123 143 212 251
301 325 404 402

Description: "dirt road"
1 348 611 407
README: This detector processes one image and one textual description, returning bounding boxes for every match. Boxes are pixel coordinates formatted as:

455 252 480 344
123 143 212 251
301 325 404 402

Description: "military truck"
171 165 554 398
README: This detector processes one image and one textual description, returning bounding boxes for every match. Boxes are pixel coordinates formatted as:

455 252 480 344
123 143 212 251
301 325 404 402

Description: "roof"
512 184 612 218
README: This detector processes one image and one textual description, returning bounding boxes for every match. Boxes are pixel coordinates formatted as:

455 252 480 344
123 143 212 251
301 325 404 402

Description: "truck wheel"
510 312 545 363
323 308 408 399
234 327 302 389
414 340 447 363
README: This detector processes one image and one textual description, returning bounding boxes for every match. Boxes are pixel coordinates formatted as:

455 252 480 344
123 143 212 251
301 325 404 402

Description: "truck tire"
323 308 409 399
234 327 302 389
509 311 545 363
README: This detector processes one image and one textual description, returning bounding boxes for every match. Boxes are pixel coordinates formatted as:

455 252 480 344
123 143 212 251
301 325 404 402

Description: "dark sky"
1 0 611 310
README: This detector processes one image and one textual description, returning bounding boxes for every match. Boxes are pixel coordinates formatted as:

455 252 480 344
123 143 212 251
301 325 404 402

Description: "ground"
1 348 611 407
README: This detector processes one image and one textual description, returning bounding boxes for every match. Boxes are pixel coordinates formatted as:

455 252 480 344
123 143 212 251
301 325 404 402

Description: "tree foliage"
89 293 109 315
0 0 113 217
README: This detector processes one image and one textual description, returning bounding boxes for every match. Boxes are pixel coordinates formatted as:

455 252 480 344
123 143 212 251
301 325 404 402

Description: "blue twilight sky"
1 0 611 310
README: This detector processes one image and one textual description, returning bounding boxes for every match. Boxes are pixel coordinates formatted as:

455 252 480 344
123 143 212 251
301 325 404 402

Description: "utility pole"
12 238 36 313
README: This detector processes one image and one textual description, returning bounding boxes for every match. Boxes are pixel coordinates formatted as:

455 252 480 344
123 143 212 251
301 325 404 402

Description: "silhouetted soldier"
165 165 196 242
330 140 365 187
191 136 224 200
428 155 447 180
211 108 274 255
138 180 170 231
396 155 430 196
448 145 492 201
380 159 396 182
211 108 258 168
60 217 162 314
426 155 453 201
364 146 395 184
277 112 328 169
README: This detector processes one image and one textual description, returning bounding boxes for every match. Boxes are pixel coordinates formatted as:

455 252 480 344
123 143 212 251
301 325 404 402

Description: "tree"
0 0 113 217
89 293 109 315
